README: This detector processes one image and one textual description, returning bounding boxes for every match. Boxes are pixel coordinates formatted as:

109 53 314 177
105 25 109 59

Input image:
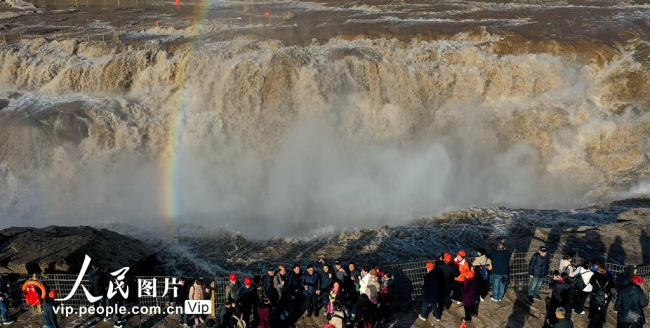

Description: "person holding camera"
546 272 576 327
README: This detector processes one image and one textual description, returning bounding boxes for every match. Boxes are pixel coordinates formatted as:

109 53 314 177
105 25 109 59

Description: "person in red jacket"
453 251 470 304
377 272 395 324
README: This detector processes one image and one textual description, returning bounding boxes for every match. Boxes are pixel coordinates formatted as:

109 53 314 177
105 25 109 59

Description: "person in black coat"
419 263 443 322
555 307 574 328
88 263 108 321
489 243 512 301
615 276 649 328
438 253 457 311
287 264 303 319
528 247 550 302
108 276 128 326
588 264 615 328
42 289 60 328
217 301 235 328
170 277 190 326
547 272 577 327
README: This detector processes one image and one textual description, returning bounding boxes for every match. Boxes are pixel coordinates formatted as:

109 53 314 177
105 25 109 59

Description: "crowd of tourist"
4 244 649 328
215 260 394 328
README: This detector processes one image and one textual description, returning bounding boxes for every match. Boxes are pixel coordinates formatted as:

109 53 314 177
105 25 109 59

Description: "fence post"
210 280 216 319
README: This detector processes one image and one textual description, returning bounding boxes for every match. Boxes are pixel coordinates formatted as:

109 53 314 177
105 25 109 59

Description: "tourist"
438 253 456 310
569 261 593 315
419 262 442 322
555 307 574 328
321 264 335 309
559 254 575 276
226 274 242 306
170 277 190 327
302 264 322 318
236 278 256 324
348 262 361 319
330 302 348 328
588 264 615 327
378 272 394 323
257 297 272 328
108 276 127 326
42 289 59 328
262 267 276 299
489 243 511 302
363 269 381 305
356 294 375 328
88 263 108 322
273 265 290 320
615 276 649 328
0 275 13 324
288 264 303 319
326 280 342 320
217 300 235 328
547 272 576 326
461 268 478 324
334 260 349 283
528 246 550 303
471 247 492 301
453 251 470 304
189 277 210 325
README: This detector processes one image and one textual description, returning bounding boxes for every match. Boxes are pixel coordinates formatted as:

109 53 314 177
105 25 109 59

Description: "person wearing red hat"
42 288 59 328
615 275 649 328
226 274 242 307
419 262 443 322
461 268 479 324
236 277 256 325
438 253 456 311
453 251 470 305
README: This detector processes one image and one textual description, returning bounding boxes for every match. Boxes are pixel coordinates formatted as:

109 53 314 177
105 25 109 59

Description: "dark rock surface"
0 225 157 274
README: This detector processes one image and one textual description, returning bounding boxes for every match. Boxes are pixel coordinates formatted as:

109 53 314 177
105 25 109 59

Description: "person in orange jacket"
452 251 470 304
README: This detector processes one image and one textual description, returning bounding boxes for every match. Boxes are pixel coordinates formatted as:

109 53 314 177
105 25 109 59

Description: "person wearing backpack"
489 243 512 302
528 246 550 303
615 276 649 328
547 272 577 327
569 261 593 315
588 264 615 328
471 248 492 302
559 254 575 276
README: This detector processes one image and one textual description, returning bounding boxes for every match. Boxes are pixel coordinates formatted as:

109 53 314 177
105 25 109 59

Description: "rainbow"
158 0 262 231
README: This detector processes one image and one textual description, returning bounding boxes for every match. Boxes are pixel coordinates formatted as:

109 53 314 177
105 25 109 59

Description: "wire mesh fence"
385 252 632 300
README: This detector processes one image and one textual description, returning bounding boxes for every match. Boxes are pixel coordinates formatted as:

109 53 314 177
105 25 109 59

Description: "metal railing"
385 252 629 300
